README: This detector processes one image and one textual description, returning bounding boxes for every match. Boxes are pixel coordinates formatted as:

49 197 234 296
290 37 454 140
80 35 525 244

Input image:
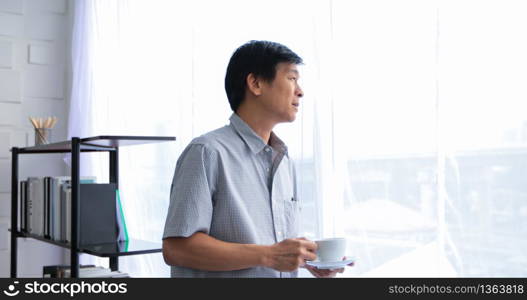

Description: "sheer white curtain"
68 0 188 276
69 0 527 277
327 0 527 277
68 0 325 277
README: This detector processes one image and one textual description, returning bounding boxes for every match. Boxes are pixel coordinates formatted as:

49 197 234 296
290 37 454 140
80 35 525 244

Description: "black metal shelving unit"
10 135 176 278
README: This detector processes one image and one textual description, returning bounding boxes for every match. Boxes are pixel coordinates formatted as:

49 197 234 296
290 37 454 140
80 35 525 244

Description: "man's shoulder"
189 125 238 152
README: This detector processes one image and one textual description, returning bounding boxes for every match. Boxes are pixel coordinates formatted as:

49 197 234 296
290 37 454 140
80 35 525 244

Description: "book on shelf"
19 176 127 245
44 177 51 238
67 267 130 278
43 265 129 278
20 176 101 241
60 182 71 243
20 181 27 232
43 264 93 278
49 176 70 241
27 177 44 236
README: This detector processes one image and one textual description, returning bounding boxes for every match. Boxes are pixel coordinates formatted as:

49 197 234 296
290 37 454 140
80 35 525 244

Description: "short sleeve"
163 143 217 239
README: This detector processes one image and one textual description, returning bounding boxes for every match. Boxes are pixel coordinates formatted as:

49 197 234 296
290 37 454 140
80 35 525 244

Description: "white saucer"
306 257 355 270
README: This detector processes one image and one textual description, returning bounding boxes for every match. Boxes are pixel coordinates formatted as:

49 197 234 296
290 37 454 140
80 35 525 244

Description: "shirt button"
266 167 270 172
264 147 271 152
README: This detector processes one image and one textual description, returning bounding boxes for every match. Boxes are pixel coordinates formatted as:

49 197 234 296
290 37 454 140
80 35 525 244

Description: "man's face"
258 62 304 123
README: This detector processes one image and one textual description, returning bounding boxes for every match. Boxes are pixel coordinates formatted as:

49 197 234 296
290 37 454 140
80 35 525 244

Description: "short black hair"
225 40 303 112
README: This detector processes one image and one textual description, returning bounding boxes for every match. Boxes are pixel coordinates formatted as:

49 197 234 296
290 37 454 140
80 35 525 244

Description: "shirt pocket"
283 197 300 238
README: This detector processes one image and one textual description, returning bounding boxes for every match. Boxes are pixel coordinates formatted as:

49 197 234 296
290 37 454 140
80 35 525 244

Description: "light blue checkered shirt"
163 113 301 277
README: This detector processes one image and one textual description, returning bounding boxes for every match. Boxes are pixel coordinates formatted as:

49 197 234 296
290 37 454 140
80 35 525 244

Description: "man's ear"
246 73 262 96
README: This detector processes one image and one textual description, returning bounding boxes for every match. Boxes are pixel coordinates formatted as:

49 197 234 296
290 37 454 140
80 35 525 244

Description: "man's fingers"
299 239 317 252
312 268 329 277
292 238 317 253
302 250 317 261
343 256 355 267
308 263 346 277
320 269 335 277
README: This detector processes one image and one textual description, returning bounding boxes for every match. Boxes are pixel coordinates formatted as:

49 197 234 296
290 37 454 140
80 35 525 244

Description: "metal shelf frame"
10 135 175 278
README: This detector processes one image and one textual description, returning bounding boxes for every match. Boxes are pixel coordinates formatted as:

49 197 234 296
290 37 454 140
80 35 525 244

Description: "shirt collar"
269 130 288 155
229 113 288 155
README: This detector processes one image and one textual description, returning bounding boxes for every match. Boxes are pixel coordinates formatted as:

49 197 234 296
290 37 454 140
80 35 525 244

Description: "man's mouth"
292 103 299 108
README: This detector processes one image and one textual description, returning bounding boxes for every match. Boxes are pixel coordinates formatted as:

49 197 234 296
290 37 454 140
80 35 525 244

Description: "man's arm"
162 232 317 272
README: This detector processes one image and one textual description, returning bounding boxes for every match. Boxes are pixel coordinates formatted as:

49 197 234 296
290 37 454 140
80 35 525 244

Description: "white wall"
0 0 72 277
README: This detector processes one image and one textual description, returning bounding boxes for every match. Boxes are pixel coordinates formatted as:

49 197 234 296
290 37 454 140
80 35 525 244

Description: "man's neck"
236 106 275 144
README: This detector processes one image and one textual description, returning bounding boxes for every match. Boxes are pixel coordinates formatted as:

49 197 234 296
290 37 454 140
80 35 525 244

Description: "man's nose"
296 85 304 98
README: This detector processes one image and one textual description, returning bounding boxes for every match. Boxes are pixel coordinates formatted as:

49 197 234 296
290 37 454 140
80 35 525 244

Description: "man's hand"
263 238 317 272
305 257 354 278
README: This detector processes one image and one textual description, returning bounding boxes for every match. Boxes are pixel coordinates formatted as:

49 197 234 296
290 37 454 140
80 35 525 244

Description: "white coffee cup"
315 238 346 262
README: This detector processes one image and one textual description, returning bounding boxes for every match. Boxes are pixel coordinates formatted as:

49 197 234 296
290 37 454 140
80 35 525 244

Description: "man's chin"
275 113 297 124
287 112 297 122
284 116 296 123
